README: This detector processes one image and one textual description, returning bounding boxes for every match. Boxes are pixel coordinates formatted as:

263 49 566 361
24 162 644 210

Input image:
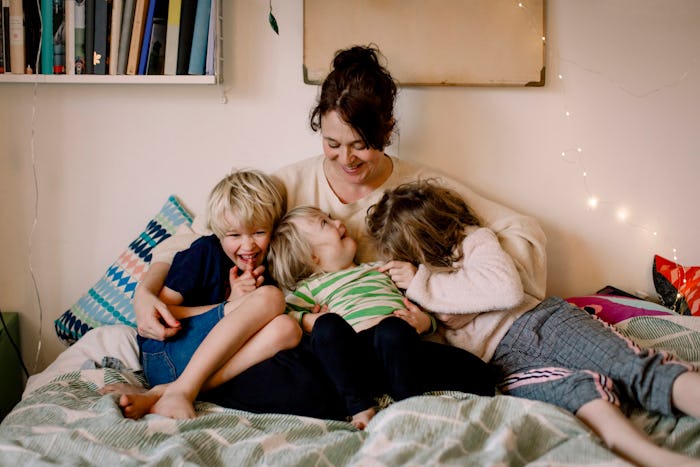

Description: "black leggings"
310 314 496 417
200 334 347 420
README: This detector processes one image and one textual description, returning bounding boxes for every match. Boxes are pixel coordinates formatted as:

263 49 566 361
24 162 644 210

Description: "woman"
133 45 547 419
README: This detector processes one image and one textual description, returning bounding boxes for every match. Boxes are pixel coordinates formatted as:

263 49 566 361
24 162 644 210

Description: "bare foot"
119 391 163 419
150 390 197 419
101 383 167 420
351 407 376 430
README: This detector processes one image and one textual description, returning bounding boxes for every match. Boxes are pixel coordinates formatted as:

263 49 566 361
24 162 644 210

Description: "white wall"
1 0 699 372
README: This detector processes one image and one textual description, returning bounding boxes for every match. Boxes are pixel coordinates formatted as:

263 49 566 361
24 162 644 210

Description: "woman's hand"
435 312 475 330
228 265 266 299
377 260 417 290
301 304 328 333
393 297 431 334
134 262 181 340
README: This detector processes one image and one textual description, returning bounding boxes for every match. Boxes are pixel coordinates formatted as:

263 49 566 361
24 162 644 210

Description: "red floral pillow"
652 254 700 316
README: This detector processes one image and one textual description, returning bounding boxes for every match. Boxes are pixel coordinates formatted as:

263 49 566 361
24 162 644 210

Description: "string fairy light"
508 0 698 296
548 24 697 268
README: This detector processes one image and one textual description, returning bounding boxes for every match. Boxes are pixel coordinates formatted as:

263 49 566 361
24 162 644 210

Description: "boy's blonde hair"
366 179 480 272
206 169 287 239
267 206 326 291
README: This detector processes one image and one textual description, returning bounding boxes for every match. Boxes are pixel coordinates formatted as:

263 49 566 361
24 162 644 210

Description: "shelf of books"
0 0 222 85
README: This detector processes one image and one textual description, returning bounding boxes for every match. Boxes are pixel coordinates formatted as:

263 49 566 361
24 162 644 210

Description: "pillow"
565 294 673 325
54 196 194 345
653 254 700 316
25 325 140 397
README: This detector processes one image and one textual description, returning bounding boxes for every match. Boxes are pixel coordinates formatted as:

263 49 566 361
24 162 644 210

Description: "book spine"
116 0 133 74
2 0 10 72
205 0 215 75
186 0 208 75
52 0 65 73
136 0 154 74
8 0 24 73
108 0 122 74
0 1 4 72
162 0 179 75
73 0 85 73
84 0 93 73
125 0 146 75
40 0 52 73
175 0 196 75
92 0 106 74
64 0 75 74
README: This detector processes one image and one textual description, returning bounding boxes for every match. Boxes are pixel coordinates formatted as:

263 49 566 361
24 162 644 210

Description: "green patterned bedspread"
1 314 700 466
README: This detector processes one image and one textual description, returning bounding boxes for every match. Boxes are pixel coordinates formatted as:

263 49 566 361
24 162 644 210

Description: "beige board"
303 0 546 87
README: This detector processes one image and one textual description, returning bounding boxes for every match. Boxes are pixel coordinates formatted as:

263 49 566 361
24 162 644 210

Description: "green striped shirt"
286 263 406 331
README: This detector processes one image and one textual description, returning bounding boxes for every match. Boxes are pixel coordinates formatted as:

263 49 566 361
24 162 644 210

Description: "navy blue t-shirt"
164 234 272 306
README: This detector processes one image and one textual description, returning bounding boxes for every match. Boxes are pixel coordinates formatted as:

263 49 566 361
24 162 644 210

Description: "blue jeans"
137 302 225 387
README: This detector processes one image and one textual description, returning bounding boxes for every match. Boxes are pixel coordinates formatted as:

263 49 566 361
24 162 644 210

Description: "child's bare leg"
351 407 376 430
671 371 700 418
576 399 700 466
151 286 286 419
202 314 301 390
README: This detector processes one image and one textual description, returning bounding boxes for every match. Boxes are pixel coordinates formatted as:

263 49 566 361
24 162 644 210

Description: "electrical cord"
0 309 30 379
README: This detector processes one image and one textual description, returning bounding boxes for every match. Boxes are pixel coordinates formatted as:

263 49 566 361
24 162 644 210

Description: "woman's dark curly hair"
366 180 481 271
310 45 397 150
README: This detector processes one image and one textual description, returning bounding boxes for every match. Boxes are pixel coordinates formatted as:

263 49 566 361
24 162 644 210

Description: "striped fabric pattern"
54 196 193 345
286 263 405 331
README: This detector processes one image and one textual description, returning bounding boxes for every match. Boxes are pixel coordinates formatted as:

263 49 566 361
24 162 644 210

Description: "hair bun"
332 45 380 72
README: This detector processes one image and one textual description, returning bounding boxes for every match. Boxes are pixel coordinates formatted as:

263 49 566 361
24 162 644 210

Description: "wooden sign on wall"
303 0 546 87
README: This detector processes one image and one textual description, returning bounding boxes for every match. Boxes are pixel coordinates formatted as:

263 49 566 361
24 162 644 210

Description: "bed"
1 298 699 466
2 197 699 465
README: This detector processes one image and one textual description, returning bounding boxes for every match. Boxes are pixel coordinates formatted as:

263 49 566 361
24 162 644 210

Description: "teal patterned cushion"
54 196 193 345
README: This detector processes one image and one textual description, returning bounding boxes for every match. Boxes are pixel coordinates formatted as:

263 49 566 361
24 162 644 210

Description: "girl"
366 179 700 466
267 206 498 429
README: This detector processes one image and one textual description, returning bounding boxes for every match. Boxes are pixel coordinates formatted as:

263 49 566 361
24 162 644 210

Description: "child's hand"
228 265 265 299
393 297 431 334
301 304 328 333
377 260 417 290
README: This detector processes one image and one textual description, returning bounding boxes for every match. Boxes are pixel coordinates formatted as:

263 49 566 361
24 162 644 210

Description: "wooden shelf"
0 73 219 84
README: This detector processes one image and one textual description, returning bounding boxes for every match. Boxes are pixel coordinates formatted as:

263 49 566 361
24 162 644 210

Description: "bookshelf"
0 0 223 85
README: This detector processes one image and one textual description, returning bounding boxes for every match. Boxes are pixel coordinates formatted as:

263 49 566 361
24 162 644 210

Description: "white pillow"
24 325 140 397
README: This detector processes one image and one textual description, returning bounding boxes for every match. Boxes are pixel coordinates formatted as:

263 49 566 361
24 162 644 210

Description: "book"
162 0 179 75
73 0 85 73
186 0 208 75
125 0 147 75
84 0 93 72
205 0 214 75
0 0 5 72
136 0 154 74
40 0 52 73
175 0 196 75
116 0 133 74
91 0 107 74
8 0 25 73
65 0 75 74
108 0 122 74
2 0 10 72
22 0 41 73
144 0 166 74
52 0 65 73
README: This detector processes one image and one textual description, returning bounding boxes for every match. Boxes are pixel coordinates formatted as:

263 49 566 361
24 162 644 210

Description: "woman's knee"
312 313 351 343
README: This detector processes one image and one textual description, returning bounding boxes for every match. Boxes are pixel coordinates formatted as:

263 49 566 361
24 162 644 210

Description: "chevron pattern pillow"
54 196 193 345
